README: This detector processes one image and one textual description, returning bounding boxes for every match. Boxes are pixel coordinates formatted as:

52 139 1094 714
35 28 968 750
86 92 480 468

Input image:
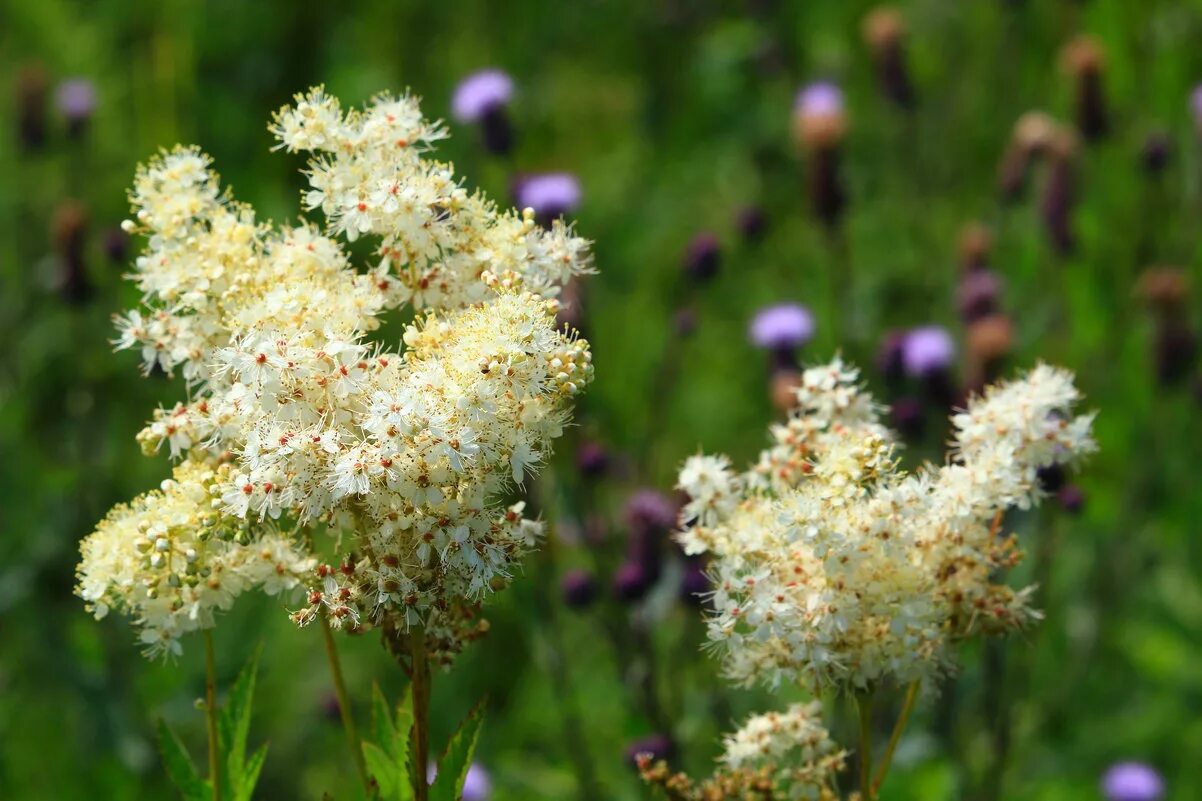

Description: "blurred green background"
3 0 1202 799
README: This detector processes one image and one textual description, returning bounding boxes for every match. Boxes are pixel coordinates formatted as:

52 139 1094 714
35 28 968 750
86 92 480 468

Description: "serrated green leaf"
363 741 399 799
370 683 397 757
233 743 270 801
156 720 209 801
219 642 262 789
430 702 485 801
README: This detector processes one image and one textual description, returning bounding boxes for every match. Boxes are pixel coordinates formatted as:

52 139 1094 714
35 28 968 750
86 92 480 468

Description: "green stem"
203 629 221 801
856 689 875 801
321 613 370 795
409 627 431 801
873 681 919 794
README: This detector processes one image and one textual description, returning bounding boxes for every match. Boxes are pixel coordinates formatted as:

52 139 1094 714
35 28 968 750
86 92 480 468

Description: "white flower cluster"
77 460 315 657
721 702 845 799
677 358 1095 691
79 88 594 657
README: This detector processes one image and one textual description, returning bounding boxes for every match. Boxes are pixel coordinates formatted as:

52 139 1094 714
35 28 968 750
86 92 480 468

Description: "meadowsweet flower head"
676 357 1095 691
1102 762 1164 801
82 87 595 659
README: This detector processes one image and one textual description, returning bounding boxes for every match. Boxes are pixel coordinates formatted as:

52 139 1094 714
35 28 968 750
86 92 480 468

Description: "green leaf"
370 683 398 756
233 743 270 801
219 642 262 788
430 701 486 801
156 720 209 801
363 742 399 800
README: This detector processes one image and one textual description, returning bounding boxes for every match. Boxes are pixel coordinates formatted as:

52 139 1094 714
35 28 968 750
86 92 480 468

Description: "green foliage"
361 684 485 801
155 647 268 801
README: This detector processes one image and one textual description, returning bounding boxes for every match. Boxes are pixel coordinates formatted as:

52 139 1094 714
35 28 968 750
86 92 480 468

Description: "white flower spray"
643 357 1095 800
76 87 594 801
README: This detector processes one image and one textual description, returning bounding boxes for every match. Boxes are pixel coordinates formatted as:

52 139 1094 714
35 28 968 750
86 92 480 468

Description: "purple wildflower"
561 569 598 609
514 173 581 225
56 78 97 134
1102 762 1164 801
451 70 514 122
901 326 956 377
750 304 815 351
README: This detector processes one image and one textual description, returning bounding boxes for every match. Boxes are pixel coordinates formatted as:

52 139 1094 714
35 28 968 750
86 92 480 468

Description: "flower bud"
682 232 721 283
793 82 848 228
53 201 93 305
612 560 651 603
560 569 598 609
1040 129 1079 255
576 440 610 478
958 222 993 273
1057 484 1085 515
862 7 915 109
957 269 1002 324
966 313 1014 387
1061 36 1109 141
16 63 48 152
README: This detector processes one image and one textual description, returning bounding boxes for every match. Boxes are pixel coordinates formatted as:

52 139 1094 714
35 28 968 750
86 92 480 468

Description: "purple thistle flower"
452 70 514 122
680 561 710 607
1057 484 1085 514
561 569 598 609
626 733 674 767
1191 85 1202 131
1102 762 1164 801
682 232 721 283
576 440 610 477
901 326 956 377
613 561 651 602
514 173 581 225
795 82 844 118
957 269 1002 324
462 763 493 801
624 490 677 536
56 78 97 131
750 304 815 351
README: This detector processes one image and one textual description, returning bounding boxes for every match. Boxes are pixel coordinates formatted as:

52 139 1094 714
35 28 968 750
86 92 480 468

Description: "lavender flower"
452 70 515 156
56 77 97 137
1102 762 1164 801
901 326 955 377
514 173 581 226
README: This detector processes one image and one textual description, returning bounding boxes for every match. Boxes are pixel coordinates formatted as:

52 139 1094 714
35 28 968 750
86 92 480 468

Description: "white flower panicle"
76 459 315 657
676 358 1095 692
80 87 594 658
721 702 846 798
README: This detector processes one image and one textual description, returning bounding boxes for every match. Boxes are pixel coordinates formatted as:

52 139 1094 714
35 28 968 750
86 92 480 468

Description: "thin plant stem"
856 689 875 801
873 681 919 794
203 629 221 801
409 627 431 801
321 613 370 795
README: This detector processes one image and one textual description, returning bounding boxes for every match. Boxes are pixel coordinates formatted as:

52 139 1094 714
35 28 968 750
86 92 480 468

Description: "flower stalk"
873 681 920 794
409 627 432 801
203 629 221 801
321 613 369 794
